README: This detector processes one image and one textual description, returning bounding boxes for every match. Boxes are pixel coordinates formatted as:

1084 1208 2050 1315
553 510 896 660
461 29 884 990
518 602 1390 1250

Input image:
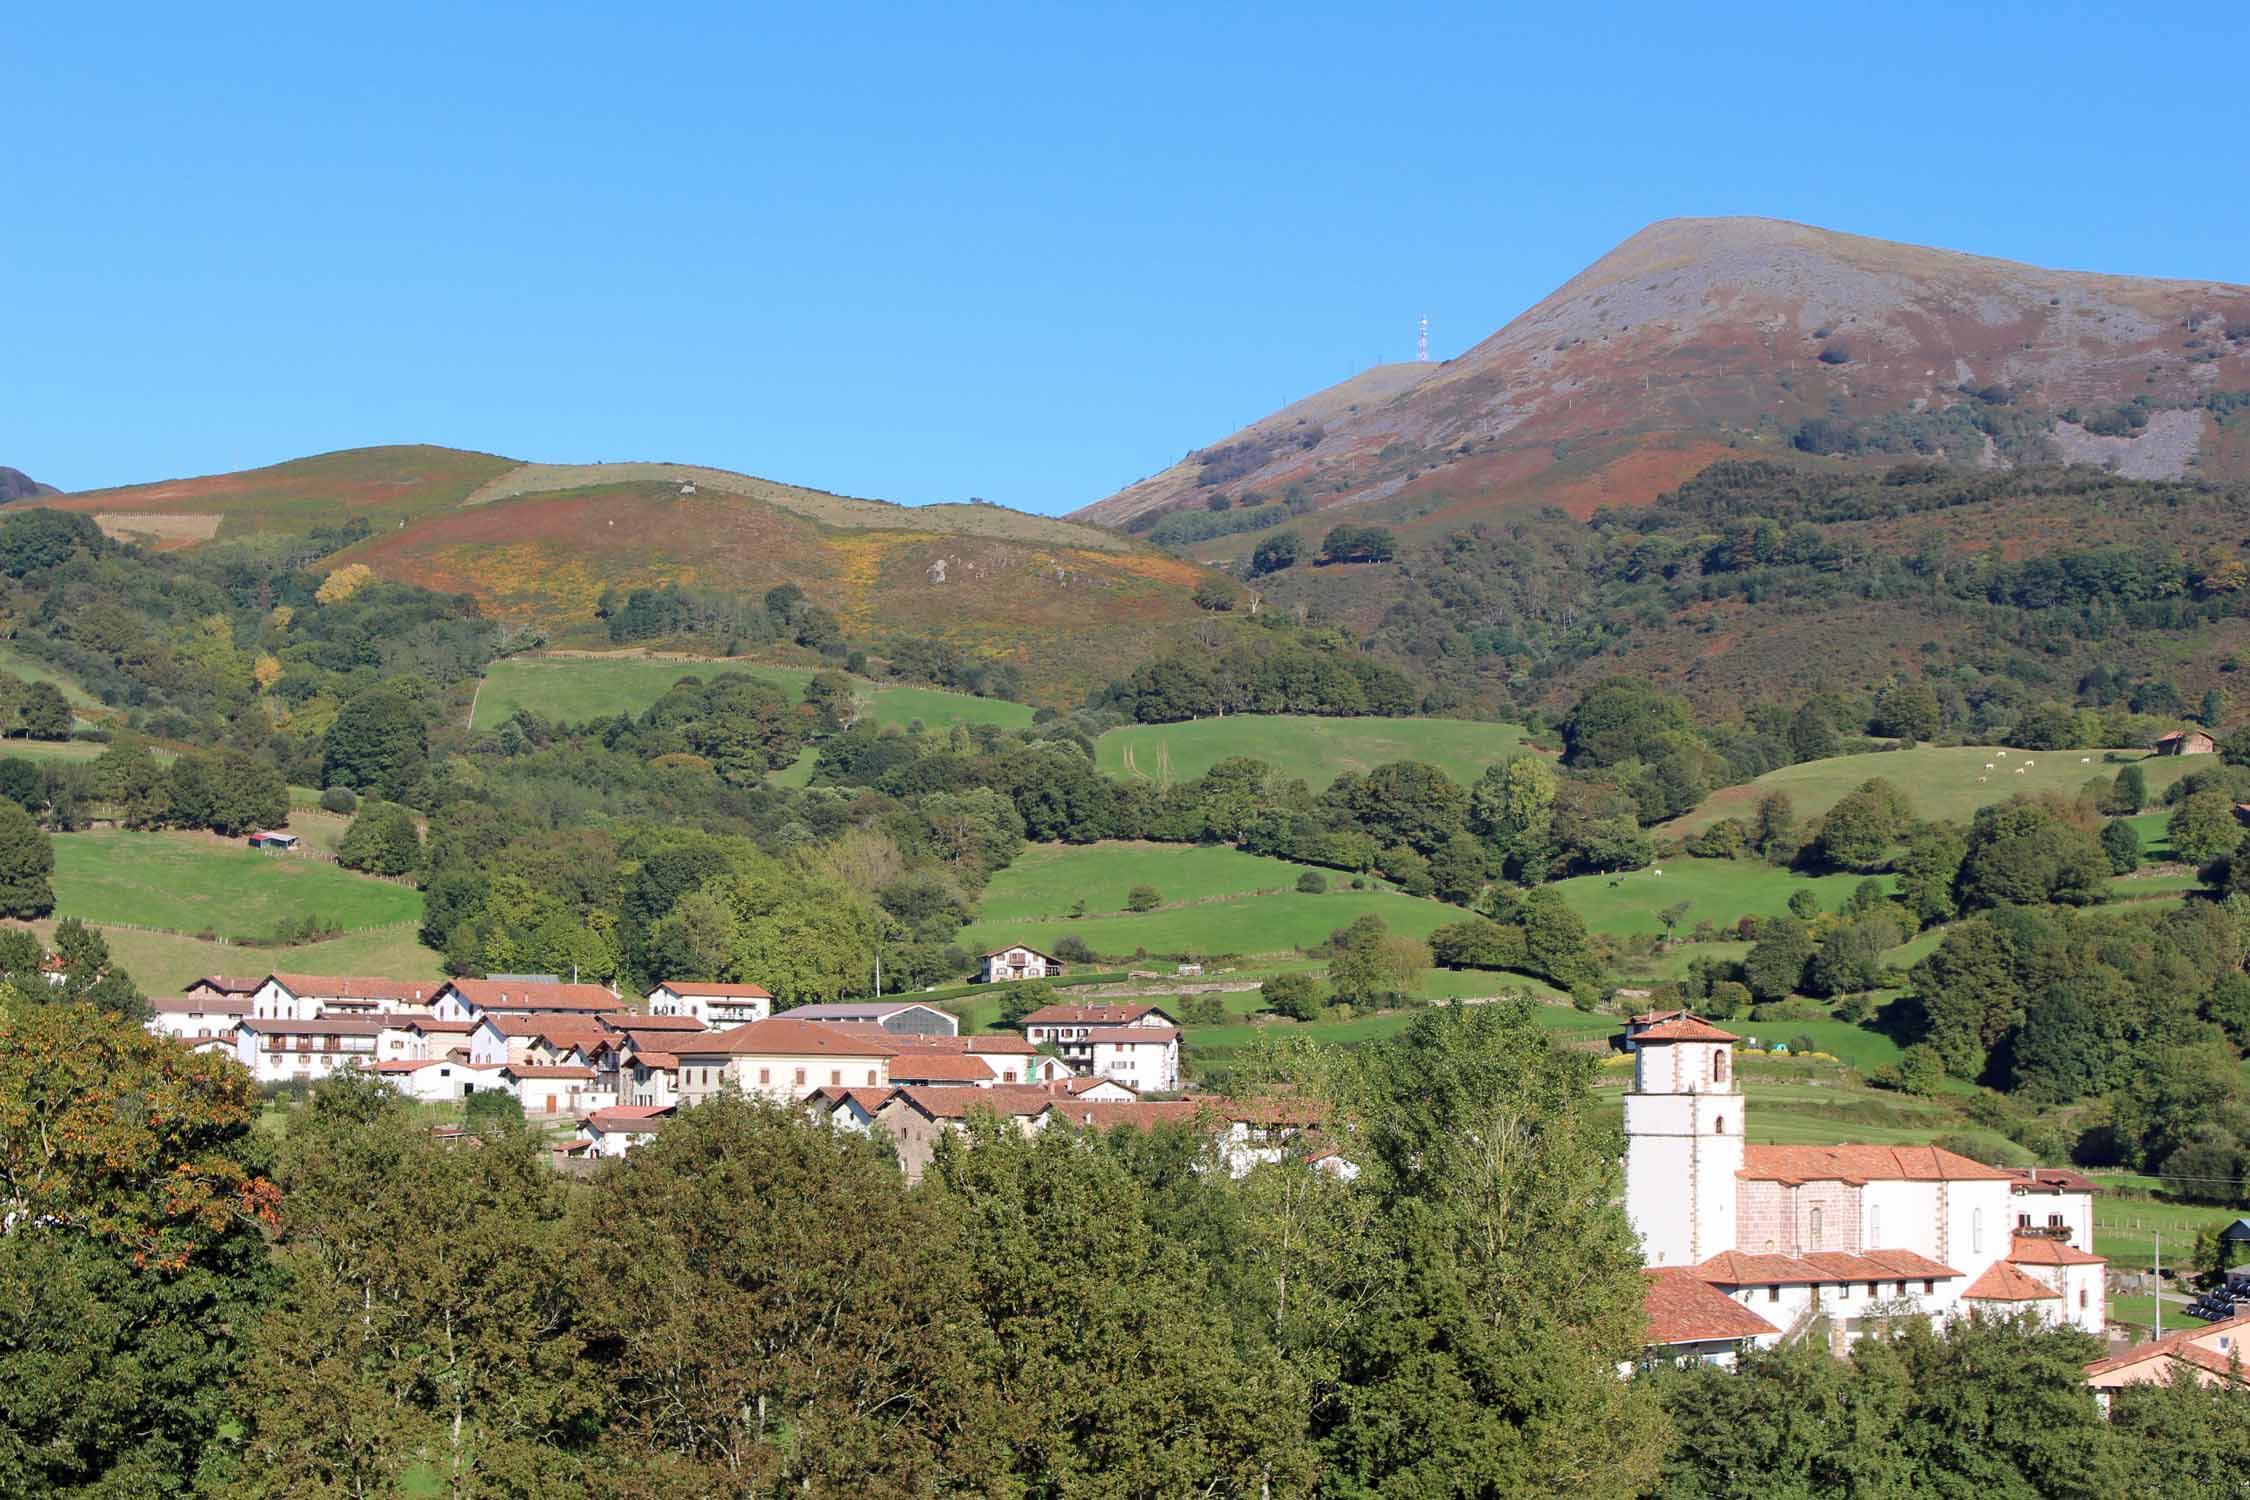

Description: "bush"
1125 884 1162 912
1295 870 1328 894
1051 935 1096 965
318 786 358 814
1261 971 1326 1021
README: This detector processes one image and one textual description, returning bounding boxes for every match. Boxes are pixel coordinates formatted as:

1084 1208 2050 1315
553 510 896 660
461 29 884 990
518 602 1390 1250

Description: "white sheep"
2023 761 2034 769
1986 763 1995 770
1977 776 1987 783
2081 756 2092 763
1652 868 1662 878
2014 766 2027 774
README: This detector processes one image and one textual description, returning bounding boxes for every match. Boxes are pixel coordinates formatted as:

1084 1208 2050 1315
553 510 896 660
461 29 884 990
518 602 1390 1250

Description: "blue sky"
7 2 2246 511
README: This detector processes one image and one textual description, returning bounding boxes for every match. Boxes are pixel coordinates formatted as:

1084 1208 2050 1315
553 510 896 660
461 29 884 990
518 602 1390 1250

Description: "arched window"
1971 1208 1983 1254
1715 1048 1731 1085
1810 1207 1823 1246
1714 1115 1727 1135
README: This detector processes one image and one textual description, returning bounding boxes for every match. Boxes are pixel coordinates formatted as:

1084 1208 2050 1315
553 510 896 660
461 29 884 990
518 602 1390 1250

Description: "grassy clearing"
50 830 421 941
1550 857 1893 940
1665 746 2201 837
1587 1072 1965 1147
974 842 1326 923
0 737 110 764
960 886 1458 961
2087 1184 2242 1272
1187 998 1613 1059
0 646 106 714
473 655 1033 733
1095 715 1535 790
13 916 446 996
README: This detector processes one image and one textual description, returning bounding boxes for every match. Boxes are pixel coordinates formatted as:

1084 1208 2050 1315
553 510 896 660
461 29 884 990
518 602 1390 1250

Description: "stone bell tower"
1622 1014 1744 1267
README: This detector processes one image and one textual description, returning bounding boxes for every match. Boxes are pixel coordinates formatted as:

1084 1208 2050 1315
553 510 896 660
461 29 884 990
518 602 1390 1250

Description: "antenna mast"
1417 314 1429 363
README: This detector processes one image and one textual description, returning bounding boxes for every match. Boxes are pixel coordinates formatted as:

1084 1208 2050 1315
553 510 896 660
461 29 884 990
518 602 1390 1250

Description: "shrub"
1124 884 1162 912
1261 970 1326 1021
1051 935 1096 965
318 786 358 814
1295 869 1328 894
1816 341 1852 365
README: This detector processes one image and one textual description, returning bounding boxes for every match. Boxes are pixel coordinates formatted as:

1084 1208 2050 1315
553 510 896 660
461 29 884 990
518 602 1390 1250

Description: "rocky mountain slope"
1078 217 2250 540
0 467 56 501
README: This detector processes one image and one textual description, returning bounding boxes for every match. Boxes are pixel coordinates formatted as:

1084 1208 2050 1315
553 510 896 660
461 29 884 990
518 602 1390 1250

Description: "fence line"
77 916 422 948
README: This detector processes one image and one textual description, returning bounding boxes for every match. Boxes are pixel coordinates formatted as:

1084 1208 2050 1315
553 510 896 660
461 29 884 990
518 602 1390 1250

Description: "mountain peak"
0 467 57 502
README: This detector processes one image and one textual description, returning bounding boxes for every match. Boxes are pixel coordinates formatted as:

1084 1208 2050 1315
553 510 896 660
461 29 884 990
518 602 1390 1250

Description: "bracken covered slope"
25 446 1210 701
1076 216 2250 538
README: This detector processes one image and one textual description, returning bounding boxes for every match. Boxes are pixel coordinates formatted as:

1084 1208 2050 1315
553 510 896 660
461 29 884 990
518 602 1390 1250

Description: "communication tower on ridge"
1417 315 1429 362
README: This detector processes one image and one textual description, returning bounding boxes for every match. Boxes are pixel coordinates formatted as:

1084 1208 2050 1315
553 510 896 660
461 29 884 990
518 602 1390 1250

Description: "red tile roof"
1962 1262 2061 1301
1040 1099 1214 1131
804 1085 899 1114
1740 1144 2015 1184
269 973 435 1002
1082 1026 1182 1046
500 1064 596 1080
1632 1016 1741 1043
598 1011 705 1031
403 1018 476 1034
586 1105 673 1131
655 980 774 999
2085 1311 2250 1386
1021 1003 1167 1026
891 1085 1060 1120
193 974 266 994
1695 1248 1961 1287
148 995 251 1015
2001 1166 2099 1194
886 1054 998 1084
2008 1234 2106 1267
444 979 619 1013
1642 1267 1782 1346
982 945 1060 961
238 1017 385 1037
677 1017 899 1059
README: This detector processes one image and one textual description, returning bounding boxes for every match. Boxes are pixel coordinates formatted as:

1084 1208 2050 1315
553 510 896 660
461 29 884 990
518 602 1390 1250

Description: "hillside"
26 445 1213 701
0 466 56 501
1078 216 2250 541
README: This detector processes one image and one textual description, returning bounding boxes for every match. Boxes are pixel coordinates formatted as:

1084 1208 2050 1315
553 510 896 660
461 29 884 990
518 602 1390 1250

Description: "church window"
1971 1209 1983 1254
1715 1115 1726 1134
1715 1048 1730 1084
1810 1207 1823 1245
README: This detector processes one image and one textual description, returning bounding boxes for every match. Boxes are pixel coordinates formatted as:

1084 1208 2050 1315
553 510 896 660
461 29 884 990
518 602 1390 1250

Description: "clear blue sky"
8 2 2246 511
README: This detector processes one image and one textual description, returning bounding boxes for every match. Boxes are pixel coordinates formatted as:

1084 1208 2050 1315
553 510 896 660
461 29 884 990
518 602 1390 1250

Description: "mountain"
23 445 1212 700
1076 216 2250 540
0 467 56 501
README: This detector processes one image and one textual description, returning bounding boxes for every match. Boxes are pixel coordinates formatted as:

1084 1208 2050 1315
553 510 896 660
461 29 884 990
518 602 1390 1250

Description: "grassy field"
1589 1073 1965 1147
472 655 1035 733
1664 746 2202 837
2087 1182 2244 1272
1550 857 1894 940
960 884 1460 961
0 646 107 716
50 830 422 942
1095 715 1536 790
1185 997 1614 1059
974 842 1325 923
0 737 111 763
14 915 446 996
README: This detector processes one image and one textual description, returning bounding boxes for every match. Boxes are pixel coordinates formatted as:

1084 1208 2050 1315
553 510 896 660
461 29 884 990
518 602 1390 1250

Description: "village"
141 951 2250 1403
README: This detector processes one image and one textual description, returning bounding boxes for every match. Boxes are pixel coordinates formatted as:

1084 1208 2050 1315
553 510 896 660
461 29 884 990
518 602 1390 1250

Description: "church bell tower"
1622 1014 1744 1267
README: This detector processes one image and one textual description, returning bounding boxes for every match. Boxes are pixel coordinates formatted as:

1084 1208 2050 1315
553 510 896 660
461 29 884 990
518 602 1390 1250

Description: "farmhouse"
644 980 773 1028
145 993 249 1045
1621 1014 2104 1359
873 1085 1060 1183
1021 1002 1182 1088
803 1084 898 1133
2152 729 2216 755
980 944 1063 983
250 973 437 1021
501 1063 606 1116
372 1057 507 1103
234 1016 381 1084
575 1105 675 1159
2084 1310 2250 1398
1636 1267 1790 1372
788 1000 959 1036
186 974 263 1004
432 978 620 1022
672 1017 896 1106
469 1014 609 1069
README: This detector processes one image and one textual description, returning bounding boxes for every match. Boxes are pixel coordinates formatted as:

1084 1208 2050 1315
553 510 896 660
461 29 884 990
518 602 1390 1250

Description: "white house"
1021 1002 1178 1067
672 1017 896 1107
644 980 773 1028
248 973 438 1021
575 1105 674 1158
501 1063 606 1116
1621 1014 2104 1349
431 978 620 1023
2003 1166 2098 1250
980 944 1063 983
1085 1026 1182 1092
1634 1267 1785 1372
467 1014 610 1070
145 994 249 1045
787 1000 959 1036
803 1085 897 1133
234 1016 382 1085
377 1017 477 1063
371 1057 508 1102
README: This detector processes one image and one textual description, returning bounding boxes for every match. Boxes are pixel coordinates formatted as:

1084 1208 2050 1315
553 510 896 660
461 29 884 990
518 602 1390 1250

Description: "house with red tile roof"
672 1017 896 1106
1635 1267 1782 1371
871 1085 1061 1183
500 1063 605 1117
644 980 773 1028
432 978 621 1023
2084 1310 2250 1399
145 993 249 1047
979 943 1064 983
1619 1012 2104 1350
251 973 440 1022
575 1105 675 1158
1021 1002 1181 1085
886 1052 1001 1088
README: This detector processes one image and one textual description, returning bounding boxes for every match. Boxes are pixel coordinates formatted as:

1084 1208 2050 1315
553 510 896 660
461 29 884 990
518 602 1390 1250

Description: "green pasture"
1589 1074 1964 1148
50 830 422 942
0 646 106 714
1665 746 2201 837
974 842 1326 923
959 886 1459 961
1186 997 1614 1058
2087 1187 2241 1272
1549 857 1894 940
1095 714 1534 790
1728 1017 1906 1074
0 737 110 764
472 655 1033 733
15 914 447 996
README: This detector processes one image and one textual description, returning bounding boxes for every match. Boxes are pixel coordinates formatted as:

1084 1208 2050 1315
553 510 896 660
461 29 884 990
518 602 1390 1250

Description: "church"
1623 1011 2106 1365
